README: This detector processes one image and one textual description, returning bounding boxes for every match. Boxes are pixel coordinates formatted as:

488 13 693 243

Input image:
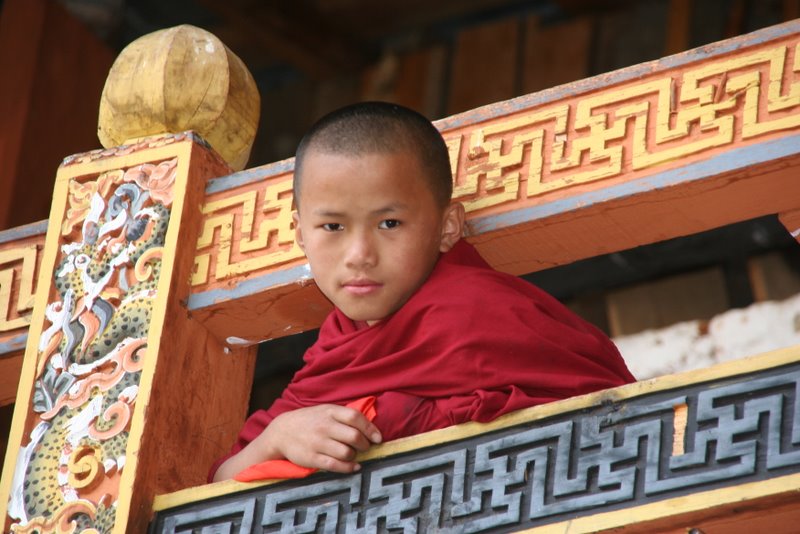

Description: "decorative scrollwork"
151 362 800 533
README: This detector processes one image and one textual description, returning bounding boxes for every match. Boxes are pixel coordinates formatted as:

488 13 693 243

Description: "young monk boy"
211 102 635 482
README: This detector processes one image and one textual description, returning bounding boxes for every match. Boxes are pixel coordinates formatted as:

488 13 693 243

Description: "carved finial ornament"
98 24 260 171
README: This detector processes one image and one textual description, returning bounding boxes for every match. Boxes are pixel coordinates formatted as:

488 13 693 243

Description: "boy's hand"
261 404 383 473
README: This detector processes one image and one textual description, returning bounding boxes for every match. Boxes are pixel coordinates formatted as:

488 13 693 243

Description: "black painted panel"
151 361 800 533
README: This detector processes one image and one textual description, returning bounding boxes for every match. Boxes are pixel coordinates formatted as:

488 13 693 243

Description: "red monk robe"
211 239 634 478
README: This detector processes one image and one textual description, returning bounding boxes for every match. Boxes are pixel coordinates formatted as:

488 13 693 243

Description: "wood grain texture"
522 16 591 94
0 353 23 407
665 0 692 55
447 16 521 115
0 0 114 229
361 46 447 119
747 251 800 302
0 136 256 533
606 267 729 336
98 25 260 171
111 141 257 532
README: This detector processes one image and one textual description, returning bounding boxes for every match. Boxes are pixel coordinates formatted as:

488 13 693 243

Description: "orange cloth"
233 396 377 482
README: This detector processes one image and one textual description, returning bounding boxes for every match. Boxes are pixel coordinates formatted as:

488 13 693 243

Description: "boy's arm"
212 403 382 482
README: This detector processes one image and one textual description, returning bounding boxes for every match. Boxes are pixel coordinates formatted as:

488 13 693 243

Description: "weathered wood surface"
0 0 114 230
2 20 800 352
188 18 800 345
0 16 797 534
150 344 800 533
0 222 47 410
98 25 260 172
522 16 591 95
0 135 256 533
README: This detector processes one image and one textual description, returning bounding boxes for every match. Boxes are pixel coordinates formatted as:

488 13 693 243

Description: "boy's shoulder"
410 240 543 310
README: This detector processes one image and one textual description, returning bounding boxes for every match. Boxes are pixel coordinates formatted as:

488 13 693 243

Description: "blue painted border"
187 263 313 310
200 21 799 197
205 158 295 194
0 333 28 356
467 133 800 235
0 220 47 245
186 133 800 311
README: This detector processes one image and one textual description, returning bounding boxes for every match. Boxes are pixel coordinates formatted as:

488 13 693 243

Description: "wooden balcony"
149 345 800 532
1 18 800 534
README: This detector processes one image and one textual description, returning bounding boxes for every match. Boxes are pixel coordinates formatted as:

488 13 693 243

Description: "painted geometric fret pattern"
191 40 800 287
7 159 177 533
150 361 800 533
0 245 38 333
192 175 302 287
447 42 800 211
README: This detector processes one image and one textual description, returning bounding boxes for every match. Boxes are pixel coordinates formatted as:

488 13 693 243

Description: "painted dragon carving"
7 158 177 533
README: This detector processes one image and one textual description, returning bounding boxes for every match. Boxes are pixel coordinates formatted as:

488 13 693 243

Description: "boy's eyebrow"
370 202 409 215
310 203 410 217
311 209 346 217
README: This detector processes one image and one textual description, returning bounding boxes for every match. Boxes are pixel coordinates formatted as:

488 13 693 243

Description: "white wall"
615 292 800 380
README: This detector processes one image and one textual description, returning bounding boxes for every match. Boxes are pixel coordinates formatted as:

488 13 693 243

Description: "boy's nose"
344 232 377 269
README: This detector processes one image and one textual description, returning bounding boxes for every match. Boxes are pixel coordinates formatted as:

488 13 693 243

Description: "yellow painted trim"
153 479 272 511
153 342 800 513
522 473 800 533
0 160 72 519
55 148 184 182
112 139 198 532
0 137 204 529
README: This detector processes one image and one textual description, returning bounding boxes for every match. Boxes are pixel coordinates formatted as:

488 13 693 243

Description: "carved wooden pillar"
0 25 260 532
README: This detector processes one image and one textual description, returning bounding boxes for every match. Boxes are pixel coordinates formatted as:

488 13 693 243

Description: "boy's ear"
439 202 465 253
292 212 305 252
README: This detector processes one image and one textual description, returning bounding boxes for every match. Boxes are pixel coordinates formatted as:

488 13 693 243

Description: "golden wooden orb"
98 25 260 171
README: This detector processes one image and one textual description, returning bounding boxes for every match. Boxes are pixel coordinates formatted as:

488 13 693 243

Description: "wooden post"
0 133 257 532
2 17 800 533
0 25 260 532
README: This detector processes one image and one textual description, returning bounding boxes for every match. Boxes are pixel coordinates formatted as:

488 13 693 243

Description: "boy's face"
294 149 463 325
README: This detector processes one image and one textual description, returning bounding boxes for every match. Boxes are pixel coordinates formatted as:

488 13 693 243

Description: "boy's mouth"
342 279 382 295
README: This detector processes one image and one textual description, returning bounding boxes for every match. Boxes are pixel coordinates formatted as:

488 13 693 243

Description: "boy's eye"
378 219 401 229
322 223 343 232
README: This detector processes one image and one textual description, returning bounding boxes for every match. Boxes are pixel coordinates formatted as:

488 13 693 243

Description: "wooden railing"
150 345 800 533
0 19 799 533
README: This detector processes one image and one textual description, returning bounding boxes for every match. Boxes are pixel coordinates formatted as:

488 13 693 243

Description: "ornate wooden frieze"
0 245 38 333
5 156 178 531
189 23 800 293
0 223 46 355
1 132 259 533
150 354 800 533
183 21 800 345
191 162 302 291
1 23 799 349
443 40 800 212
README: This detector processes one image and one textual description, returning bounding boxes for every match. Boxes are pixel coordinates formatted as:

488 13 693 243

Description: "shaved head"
294 102 453 208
